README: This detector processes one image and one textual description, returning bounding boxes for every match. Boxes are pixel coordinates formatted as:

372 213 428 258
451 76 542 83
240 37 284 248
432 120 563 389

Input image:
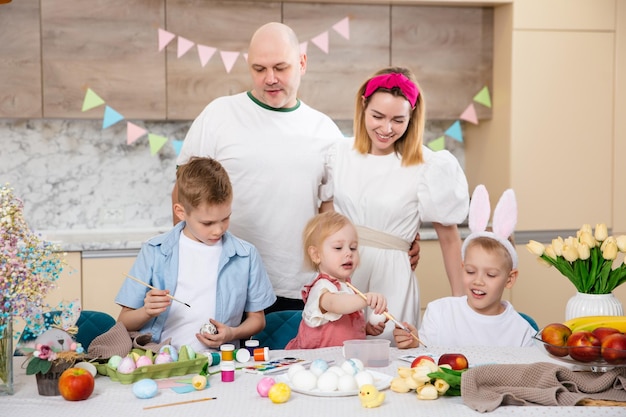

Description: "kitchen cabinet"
82 255 137 319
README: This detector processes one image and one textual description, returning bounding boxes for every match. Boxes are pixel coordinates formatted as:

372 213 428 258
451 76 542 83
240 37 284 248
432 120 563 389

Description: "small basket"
35 360 73 396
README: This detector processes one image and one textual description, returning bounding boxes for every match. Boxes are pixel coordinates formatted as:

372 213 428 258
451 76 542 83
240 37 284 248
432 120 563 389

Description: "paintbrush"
143 397 217 410
345 281 426 347
124 273 191 308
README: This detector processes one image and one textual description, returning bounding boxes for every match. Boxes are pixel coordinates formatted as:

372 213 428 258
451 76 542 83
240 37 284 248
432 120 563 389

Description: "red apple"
411 355 435 368
58 367 95 401
540 323 572 357
592 327 622 343
437 353 469 370
601 333 626 364
566 331 601 362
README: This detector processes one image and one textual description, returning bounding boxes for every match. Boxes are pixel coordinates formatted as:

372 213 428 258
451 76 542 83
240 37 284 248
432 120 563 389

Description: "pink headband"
363 73 419 107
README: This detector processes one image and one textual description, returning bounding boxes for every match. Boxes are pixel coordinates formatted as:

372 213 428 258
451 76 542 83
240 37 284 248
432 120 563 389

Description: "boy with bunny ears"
394 185 536 348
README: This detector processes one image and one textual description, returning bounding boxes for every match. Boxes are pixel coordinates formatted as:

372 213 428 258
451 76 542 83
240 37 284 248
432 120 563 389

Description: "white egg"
349 358 364 371
287 363 306 381
341 359 363 375
74 361 97 377
368 312 387 325
316 371 339 391
291 369 317 391
327 365 347 377
309 359 329 377
337 374 358 391
354 370 374 387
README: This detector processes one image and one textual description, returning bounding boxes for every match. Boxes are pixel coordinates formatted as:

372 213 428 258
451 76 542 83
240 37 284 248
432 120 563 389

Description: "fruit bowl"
533 331 626 370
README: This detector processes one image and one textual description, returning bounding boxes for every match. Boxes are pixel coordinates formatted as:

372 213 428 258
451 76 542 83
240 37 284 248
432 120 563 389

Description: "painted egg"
256 376 276 397
268 382 291 404
107 355 123 370
326 365 347 377
132 379 158 399
286 363 306 381
159 345 178 362
117 356 137 374
316 371 339 391
341 359 362 375
354 370 374 387
135 355 153 368
309 359 329 377
74 361 97 377
290 370 317 391
337 374 358 391
154 352 174 365
368 312 387 325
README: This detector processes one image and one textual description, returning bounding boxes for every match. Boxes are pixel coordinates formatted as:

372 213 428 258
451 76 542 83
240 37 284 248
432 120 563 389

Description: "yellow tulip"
578 231 597 249
526 240 545 256
616 235 626 252
552 237 564 256
577 243 590 260
562 244 579 263
594 223 608 242
579 224 593 235
602 239 618 261
544 245 557 260
536 257 552 268
416 384 439 400
601 236 617 252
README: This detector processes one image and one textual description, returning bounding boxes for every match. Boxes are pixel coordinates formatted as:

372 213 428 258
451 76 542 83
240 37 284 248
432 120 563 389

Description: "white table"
3 346 625 417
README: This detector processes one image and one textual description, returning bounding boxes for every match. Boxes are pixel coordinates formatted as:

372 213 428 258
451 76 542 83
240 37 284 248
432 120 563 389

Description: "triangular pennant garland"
177 36 195 58
332 17 350 40
310 31 329 54
459 103 478 125
473 86 492 108
82 88 105 112
148 134 168 156
299 42 308 55
126 122 148 145
220 51 240 73
444 121 464 143
172 139 184 156
158 28 176 52
197 45 217 67
427 136 445 151
102 106 124 129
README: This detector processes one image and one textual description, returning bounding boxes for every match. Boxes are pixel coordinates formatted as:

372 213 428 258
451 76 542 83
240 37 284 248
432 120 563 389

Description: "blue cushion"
75 310 116 351
252 310 302 350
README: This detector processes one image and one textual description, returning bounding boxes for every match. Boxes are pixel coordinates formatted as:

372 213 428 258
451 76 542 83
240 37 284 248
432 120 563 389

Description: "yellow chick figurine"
358 384 385 408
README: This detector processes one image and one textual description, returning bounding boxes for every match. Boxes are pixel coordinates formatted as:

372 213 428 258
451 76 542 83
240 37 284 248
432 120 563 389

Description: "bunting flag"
157 16 351 71
148 134 168 155
81 88 105 111
332 17 350 40
444 120 463 143
459 104 478 125
473 86 492 108
102 106 124 129
172 139 184 156
126 122 147 145
310 31 329 54
427 136 445 151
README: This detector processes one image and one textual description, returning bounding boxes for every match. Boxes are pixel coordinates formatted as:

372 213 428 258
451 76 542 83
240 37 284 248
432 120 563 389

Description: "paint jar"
244 339 259 356
234 348 251 363
253 347 270 362
221 361 235 382
204 351 221 366
220 344 235 362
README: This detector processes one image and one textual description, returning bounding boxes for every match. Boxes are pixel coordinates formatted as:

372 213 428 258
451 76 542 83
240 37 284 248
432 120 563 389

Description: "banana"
567 316 626 333
562 315 626 331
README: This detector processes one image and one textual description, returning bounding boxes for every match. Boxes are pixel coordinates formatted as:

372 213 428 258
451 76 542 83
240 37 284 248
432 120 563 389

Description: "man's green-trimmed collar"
247 91 300 112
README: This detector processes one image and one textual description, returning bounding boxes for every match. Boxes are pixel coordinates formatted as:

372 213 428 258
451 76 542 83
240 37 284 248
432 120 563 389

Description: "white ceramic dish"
276 370 392 397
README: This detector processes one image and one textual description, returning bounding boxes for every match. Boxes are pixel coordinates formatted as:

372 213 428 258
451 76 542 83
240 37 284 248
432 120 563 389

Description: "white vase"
565 292 624 321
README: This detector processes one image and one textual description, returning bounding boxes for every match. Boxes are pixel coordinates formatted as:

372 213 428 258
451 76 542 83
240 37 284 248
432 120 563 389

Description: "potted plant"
0 184 66 395
527 223 626 320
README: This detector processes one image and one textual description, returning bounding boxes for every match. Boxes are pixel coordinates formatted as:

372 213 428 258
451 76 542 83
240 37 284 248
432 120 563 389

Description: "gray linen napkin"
461 362 626 412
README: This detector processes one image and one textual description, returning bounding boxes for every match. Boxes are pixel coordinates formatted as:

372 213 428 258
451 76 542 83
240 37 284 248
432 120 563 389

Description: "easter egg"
309 359 329 377
354 370 374 387
256 376 276 397
133 379 158 399
341 359 362 376
117 356 137 374
268 382 291 404
74 361 97 377
135 355 153 368
191 375 207 390
337 374 358 391
290 370 317 391
159 345 178 362
286 363 305 381
107 355 123 370
368 312 387 325
154 352 174 365
316 371 339 392
326 365 347 377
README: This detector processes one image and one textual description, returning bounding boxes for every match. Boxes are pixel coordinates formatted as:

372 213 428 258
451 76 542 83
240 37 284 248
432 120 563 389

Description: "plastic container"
342 339 390 367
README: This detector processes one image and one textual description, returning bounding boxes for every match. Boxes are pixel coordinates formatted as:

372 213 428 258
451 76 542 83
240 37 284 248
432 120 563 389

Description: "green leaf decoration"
26 358 53 375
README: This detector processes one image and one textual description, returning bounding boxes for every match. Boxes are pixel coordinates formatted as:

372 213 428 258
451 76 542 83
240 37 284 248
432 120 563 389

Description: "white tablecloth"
3 346 625 417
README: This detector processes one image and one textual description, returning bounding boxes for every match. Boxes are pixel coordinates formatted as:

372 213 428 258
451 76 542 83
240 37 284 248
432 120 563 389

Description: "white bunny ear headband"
461 184 518 269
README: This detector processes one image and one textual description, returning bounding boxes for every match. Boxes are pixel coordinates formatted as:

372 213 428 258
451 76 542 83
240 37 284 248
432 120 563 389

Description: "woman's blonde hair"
302 212 356 271
353 66 425 166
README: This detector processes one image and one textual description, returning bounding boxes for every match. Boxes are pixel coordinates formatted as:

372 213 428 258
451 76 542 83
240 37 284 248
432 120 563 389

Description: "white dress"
325 138 469 343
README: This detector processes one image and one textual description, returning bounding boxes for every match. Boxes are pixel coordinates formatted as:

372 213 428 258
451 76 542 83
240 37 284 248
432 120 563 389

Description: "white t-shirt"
418 296 537 347
177 92 343 299
160 232 220 351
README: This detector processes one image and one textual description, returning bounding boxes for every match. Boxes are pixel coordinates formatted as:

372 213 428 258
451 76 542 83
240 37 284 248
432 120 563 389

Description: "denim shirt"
115 222 276 342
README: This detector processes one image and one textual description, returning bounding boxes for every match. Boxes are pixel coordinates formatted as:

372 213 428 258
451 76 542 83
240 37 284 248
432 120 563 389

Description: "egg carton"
95 346 208 384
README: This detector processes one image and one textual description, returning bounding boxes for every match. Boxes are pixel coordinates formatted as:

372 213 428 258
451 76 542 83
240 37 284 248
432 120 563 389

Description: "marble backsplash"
0 118 463 242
